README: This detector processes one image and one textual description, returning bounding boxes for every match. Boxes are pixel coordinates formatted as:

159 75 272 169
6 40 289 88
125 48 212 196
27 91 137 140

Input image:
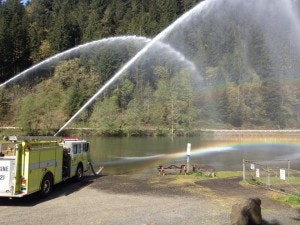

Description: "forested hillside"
1 0 300 136
0 0 198 82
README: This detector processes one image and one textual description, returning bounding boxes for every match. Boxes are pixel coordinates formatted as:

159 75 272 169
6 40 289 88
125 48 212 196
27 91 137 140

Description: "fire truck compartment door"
0 158 15 193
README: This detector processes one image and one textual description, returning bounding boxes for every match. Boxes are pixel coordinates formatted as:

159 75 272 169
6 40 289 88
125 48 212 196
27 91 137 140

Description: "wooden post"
266 167 270 190
242 159 245 181
288 160 290 178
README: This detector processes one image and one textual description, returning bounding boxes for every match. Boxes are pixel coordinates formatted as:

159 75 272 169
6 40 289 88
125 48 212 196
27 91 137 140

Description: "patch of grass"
154 170 242 182
213 171 242 179
148 171 243 188
191 170 242 179
277 194 300 208
166 170 242 181
244 177 264 186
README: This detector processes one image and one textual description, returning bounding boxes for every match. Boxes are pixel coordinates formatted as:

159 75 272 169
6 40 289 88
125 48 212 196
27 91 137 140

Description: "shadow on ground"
0 175 101 207
262 219 281 225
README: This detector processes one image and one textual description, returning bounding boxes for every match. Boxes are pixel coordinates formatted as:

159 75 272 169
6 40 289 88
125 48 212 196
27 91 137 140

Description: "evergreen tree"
0 90 11 122
0 0 30 82
49 1 80 52
26 0 55 62
248 25 285 128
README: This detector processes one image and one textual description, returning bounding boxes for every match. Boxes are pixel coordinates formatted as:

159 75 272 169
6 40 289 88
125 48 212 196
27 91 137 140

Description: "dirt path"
0 174 299 225
196 177 300 224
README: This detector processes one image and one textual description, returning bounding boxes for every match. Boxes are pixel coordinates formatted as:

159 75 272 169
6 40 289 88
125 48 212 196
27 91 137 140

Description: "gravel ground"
0 173 299 225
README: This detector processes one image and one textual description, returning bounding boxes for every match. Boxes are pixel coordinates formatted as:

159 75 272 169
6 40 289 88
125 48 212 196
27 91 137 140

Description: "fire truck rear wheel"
40 173 53 198
75 164 84 181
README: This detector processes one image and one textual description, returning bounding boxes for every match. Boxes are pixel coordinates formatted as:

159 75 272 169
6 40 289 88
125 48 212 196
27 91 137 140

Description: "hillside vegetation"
1 0 300 136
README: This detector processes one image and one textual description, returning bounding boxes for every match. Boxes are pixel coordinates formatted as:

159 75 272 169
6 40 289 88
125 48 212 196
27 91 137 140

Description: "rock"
230 198 262 225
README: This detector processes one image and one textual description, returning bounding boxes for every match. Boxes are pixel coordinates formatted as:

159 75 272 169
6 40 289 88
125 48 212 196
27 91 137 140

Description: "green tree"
152 68 196 134
123 98 143 135
180 0 200 11
26 0 55 62
0 0 30 82
49 1 80 52
0 90 11 122
89 96 121 135
248 26 285 128
17 95 39 135
83 0 108 40
101 1 122 37
140 83 154 126
53 59 100 119
113 78 134 110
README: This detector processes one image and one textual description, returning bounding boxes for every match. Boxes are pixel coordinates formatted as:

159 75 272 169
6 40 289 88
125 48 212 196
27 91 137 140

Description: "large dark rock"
230 198 262 225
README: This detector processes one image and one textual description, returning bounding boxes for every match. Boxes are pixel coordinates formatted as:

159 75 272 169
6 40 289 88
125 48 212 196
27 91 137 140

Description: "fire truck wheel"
40 173 53 198
75 164 84 181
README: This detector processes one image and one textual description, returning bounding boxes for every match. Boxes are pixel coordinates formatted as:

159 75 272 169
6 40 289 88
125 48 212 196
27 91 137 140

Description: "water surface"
87 136 300 174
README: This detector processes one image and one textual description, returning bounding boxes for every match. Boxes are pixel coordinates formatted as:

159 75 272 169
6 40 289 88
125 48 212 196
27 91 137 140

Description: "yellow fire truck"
0 136 90 198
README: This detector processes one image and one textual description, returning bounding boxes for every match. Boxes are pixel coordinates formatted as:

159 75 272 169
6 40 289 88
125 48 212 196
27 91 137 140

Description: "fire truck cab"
60 138 90 180
0 136 90 198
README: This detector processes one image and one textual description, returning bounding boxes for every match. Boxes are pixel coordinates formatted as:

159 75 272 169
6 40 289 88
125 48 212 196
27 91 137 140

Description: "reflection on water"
87 136 300 174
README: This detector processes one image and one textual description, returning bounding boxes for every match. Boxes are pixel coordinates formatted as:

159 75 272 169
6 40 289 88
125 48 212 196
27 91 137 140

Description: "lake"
86 136 300 174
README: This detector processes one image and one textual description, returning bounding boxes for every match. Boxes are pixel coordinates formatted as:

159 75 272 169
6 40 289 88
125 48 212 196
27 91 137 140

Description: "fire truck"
0 136 90 198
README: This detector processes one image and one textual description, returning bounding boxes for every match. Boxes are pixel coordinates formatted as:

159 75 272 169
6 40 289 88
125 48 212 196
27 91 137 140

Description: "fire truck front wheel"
40 173 53 198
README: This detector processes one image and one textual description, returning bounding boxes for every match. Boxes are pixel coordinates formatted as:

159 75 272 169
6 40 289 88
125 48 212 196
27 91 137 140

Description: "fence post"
243 159 245 181
288 160 290 178
186 143 191 173
266 168 270 190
